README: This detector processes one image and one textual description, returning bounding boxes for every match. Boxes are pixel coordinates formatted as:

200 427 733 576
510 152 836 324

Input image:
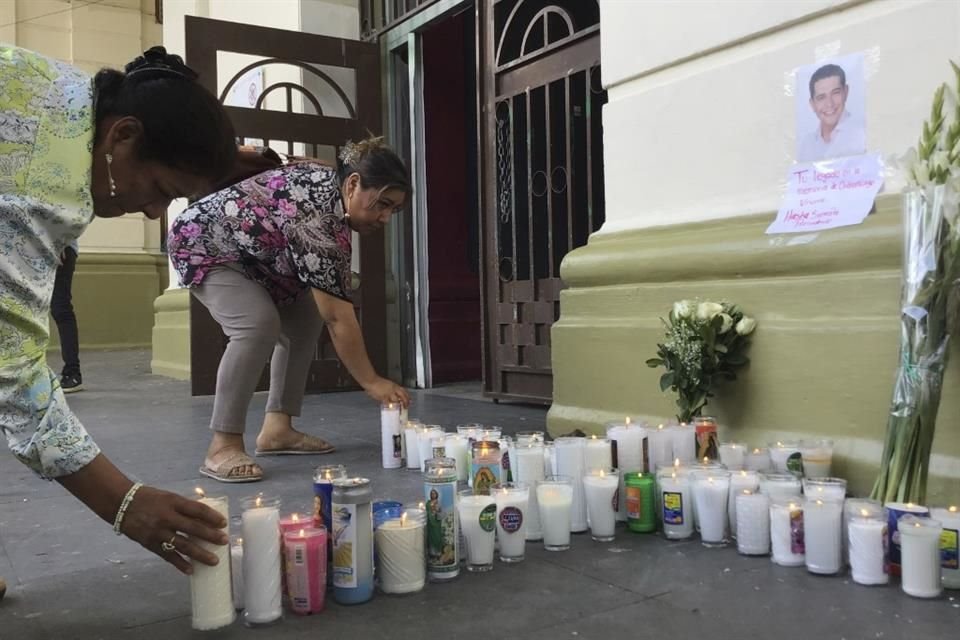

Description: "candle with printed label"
583 469 619 541
283 527 326 614
728 470 760 538
899 515 943 598
770 499 805 567
693 416 720 461
624 472 656 533
555 437 588 532
736 491 770 556
458 491 497 572
423 458 459 581
493 483 529 562
718 442 747 471
189 490 235 630
380 402 403 469
331 478 374 605
241 495 283 626
500 436 514 482
848 505 888 586
769 441 803 476
471 440 502 495
313 465 347 532
607 418 645 521
659 471 694 540
514 442 545 541
804 498 843 575
930 506 960 589
375 507 426 594
884 502 930 576
537 476 574 551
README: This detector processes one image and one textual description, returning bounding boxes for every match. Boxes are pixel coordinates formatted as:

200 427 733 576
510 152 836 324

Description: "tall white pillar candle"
848 506 888 586
418 426 444 472
380 402 403 469
770 499 805 567
231 537 244 611
768 441 802 475
843 498 881 567
537 476 573 551
799 439 834 478
375 507 426 594
804 498 843 575
554 437 588 532
728 470 760 538
514 443 545 541
607 420 645 521
899 515 944 599
693 471 731 547
745 447 771 472
404 421 423 470
583 469 619 542
736 491 770 556
584 436 613 472
458 491 496 572
444 434 471 483
241 495 283 626
670 423 696 463
658 471 694 540
190 492 235 630
931 506 960 589
718 443 747 471
493 483 529 562
759 473 802 502
647 424 673 470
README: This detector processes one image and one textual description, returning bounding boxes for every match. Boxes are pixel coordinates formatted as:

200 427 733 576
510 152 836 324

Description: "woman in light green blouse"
0 44 237 578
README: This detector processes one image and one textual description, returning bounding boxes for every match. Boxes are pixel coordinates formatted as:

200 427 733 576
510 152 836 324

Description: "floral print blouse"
168 162 352 305
0 45 101 478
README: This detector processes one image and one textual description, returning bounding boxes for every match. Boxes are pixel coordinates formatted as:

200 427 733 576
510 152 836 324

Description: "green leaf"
660 372 675 392
646 358 664 368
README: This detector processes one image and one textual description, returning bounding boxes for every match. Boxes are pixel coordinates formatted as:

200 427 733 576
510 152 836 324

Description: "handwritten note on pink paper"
766 153 884 234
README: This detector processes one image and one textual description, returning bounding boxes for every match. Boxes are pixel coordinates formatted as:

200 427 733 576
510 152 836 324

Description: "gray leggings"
191 266 323 433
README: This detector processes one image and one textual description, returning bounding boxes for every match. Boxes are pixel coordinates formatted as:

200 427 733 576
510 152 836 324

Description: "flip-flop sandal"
199 451 264 483
255 434 336 456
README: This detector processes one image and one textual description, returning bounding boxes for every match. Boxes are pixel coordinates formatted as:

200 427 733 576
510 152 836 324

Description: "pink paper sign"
766 153 884 234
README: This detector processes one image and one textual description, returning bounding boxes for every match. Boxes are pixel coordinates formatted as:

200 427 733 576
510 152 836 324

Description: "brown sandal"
199 451 264 483
255 434 336 456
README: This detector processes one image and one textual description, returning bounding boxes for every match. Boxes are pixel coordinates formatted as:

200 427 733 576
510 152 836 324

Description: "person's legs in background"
51 246 82 392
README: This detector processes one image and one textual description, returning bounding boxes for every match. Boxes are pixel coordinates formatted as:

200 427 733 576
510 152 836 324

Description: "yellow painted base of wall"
150 287 191 380
47 253 167 350
549 196 960 502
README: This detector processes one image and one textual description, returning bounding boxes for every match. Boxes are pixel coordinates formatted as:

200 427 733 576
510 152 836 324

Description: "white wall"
598 0 959 234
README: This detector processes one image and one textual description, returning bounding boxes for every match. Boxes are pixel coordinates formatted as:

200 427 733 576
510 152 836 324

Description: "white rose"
718 313 734 333
735 317 757 336
696 302 724 321
673 300 695 319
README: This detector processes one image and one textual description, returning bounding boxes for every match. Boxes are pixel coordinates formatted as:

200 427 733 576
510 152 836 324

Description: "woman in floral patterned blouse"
169 138 411 483
0 45 237 577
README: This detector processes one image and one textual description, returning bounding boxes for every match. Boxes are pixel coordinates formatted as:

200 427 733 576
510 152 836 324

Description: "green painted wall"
47 253 167 351
549 196 960 502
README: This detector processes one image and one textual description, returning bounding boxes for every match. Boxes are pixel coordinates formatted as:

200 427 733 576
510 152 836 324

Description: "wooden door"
183 16 384 396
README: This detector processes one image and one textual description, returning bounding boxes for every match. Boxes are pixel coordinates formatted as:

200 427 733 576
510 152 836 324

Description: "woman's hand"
120 485 228 575
364 376 410 407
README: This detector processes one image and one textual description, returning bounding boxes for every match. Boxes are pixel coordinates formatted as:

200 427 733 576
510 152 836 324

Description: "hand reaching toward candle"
120 486 229 574
365 377 410 407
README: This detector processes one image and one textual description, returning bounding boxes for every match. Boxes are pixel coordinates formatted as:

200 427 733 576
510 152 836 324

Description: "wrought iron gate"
481 0 606 403
184 17 384 396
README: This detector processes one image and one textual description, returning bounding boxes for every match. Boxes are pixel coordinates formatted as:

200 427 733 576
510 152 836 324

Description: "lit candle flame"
292 513 300 523
753 448 761 454
236 537 243 546
914 522 921 528
387 402 395 410
671 472 677 480
625 416 631 426
906 502 915 508
599 469 605 478
776 441 783 447
950 506 958 513
816 500 823 506
743 489 752 495
860 508 869 517
674 458 680 468
739 470 747 477
299 528 305 537
194 487 205 498
591 434 597 440
708 476 715 484
657 424 665 431
418 501 426 510
788 502 797 510
255 496 262 508
702 456 709 464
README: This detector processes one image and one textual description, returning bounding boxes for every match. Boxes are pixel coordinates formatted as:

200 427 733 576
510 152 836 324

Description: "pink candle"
283 527 327 615
280 512 305 534
279 513 305 604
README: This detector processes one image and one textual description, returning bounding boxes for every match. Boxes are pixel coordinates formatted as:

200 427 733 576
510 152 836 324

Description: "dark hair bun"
125 46 198 81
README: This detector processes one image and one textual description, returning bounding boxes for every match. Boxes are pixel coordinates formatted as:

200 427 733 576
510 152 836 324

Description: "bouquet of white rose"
646 300 756 424
872 63 960 503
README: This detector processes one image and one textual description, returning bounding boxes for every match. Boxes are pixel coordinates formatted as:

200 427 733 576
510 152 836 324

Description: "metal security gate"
184 17 384 396
480 0 606 403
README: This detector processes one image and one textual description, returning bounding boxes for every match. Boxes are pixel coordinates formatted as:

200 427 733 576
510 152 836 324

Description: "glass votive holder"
457 490 496 572
515 430 545 444
375 505 426 594
583 468 619 542
768 441 802 475
802 477 847 502
759 472 802 501
770 497 805 567
537 475 573 551
692 470 731 547
744 447 771 472
799 438 834 478
493 482 530 562
718 442 747 470
240 495 283 627
803 498 843 575
847 504 887 586
898 515 944 599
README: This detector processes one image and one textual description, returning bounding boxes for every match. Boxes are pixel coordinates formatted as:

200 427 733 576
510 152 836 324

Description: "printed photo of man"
797 62 866 162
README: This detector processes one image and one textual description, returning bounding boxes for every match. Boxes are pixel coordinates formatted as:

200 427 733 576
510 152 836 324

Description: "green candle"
625 472 656 533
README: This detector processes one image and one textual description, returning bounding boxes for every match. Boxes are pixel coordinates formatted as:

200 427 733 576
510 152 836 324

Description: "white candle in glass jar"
241 495 283 625
802 477 847 503
380 402 403 469
647 424 673 470
770 499 805 567
493 483 529 562
418 426 444 472
693 471 731 546
189 491 235 630
404 422 422 470
584 435 613 472
514 443 545 540
848 508 888 586
719 443 747 471
768 441 802 475
375 508 426 594
537 478 573 551
899 515 944 599
444 434 471 482
457 492 497 571
554 437 588 532
736 491 770 556
799 439 834 478
745 447 771 472
728 470 759 538
670 422 696 463
804 498 843 575
760 472 802 502
544 442 557 476
659 471 693 540
843 498 881 567
607 419 645 521
930 506 960 589
583 469 619 542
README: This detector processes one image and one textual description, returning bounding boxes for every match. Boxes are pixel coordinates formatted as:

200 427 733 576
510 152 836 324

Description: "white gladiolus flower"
673 300 695 319
696 302 724 321
735 317 757 335
912 160 932 187
718 313 734 333
932 151 950 174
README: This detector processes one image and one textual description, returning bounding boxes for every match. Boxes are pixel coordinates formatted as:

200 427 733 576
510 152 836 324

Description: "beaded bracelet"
113 482 143 535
